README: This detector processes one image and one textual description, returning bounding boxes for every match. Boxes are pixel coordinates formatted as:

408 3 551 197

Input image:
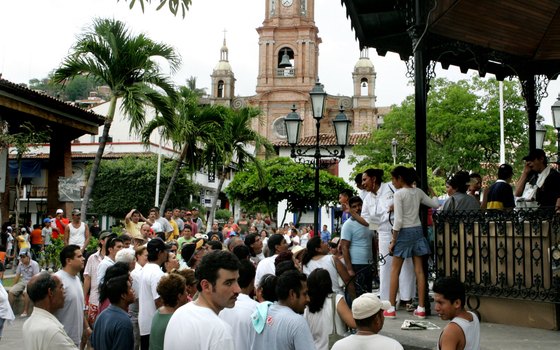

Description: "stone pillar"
47 134 73 217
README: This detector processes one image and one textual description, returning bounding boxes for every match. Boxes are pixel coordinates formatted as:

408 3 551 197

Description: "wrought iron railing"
433 208 560 304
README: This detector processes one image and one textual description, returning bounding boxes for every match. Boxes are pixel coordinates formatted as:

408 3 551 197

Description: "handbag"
328 294 344 349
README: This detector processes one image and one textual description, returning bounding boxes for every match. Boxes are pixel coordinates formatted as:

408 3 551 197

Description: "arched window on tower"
360 78 368 96
277 47 295 77
217 80 224 98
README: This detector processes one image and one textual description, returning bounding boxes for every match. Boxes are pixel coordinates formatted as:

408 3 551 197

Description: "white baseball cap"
56 209 64 214
352 293 391 319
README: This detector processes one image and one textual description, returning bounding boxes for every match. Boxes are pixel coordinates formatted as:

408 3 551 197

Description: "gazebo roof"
340 0 560 80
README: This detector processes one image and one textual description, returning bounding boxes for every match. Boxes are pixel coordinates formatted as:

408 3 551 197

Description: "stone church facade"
209 0 389 146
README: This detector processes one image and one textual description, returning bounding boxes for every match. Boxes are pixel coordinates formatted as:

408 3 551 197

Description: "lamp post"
536 117 547 150
391 138 398 165
551 94 560 164
284 80 351 234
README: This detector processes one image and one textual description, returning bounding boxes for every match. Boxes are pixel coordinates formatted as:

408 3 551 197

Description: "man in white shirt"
96 237 124 285
219 260 258 350
254 234 288 288
55 245 88 348
332 293 402 350
138 238 168 350
164 250 241 350
23 272 77 350
64 209 90 252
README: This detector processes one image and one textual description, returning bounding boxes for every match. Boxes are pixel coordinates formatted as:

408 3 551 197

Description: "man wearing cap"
481 164 515 210
191 207 205 233
83 231 115 329
515 148 560 210
8 249 40 317
138 238 168 350
23 272 77 349
331 293 403 350
64 209 90 252
41 218 53 249
53 209 68 240
184 211 198 236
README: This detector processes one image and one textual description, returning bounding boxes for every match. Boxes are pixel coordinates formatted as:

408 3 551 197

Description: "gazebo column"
47 134 74 216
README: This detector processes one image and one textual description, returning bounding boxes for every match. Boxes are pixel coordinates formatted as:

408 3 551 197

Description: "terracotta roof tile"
274 133 370 147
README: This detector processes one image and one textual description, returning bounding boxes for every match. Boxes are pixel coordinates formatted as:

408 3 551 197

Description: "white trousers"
378 234 416 301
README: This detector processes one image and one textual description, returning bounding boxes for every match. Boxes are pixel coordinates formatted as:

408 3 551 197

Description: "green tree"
226 157 354 225
352 77 529 177
207 107 274 226
142 86 226 213
90 156 198 218
53 18 180 221
119 0 192 17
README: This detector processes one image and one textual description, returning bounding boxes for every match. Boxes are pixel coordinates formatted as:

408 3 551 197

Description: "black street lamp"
551 94 560 164
284 80 351 233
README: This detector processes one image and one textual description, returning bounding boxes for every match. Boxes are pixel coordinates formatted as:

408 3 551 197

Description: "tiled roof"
0 78 105 124
274 133 370 147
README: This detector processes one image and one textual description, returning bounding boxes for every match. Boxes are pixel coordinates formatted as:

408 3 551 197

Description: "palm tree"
53 18 180 221
207 107 274 226
142 86 226 213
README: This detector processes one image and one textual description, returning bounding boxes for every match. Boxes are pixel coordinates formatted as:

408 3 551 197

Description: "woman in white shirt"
304 268 355 350
386 166 440 319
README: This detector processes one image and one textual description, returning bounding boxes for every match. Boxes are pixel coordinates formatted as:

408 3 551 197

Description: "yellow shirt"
168 219 179 241
125 221 144 237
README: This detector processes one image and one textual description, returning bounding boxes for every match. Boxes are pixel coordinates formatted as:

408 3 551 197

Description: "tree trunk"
159 145 188 214
14 153 22 230
80 96 117 222
280 208 288 227
208 170 226 228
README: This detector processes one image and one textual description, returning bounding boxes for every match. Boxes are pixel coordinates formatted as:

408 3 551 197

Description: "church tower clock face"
282 0 293 6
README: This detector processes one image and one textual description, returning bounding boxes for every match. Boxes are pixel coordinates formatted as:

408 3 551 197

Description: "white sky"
0 0 558 124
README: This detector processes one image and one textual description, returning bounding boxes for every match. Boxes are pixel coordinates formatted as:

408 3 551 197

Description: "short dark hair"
60 245 80 267
497 164 513 180
339 188 354 199
195 250 241 292
233 244 250 261
244 233 259 256
355 314 377 328
364 168 383 185
121 234 131 242
275 270 307 301
258 274 278 302
447 171 470 193
105 237 124 255
267 234 284 255
433 276 466 309
207 240 223 251
238 259 256 289
27 271 57 303
348 196 363 207
105 274 130 304
354 173 363 186
99 262 130 302
157 273 186 307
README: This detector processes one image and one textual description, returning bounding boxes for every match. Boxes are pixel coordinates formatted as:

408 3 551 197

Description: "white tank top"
68 222 86 247
438 311 480 350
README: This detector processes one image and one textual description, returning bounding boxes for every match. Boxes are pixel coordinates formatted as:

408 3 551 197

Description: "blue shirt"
320 230 331 242
91 304 133 350
341 218 373 264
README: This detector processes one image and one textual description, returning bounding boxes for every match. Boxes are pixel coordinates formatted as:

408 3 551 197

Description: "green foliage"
226 157 354 217
119 0 192 18
86 236 100 253
351 76 529 177
90 155 198 218
215 209 232 223
42 238 65 271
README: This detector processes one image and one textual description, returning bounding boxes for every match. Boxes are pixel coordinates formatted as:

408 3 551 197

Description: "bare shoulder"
440 322 465 350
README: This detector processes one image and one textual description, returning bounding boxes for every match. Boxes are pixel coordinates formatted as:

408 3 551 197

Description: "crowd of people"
0 148 559 349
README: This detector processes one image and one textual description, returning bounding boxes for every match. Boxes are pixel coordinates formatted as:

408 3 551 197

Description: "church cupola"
210 32 236 106
352 48 376 108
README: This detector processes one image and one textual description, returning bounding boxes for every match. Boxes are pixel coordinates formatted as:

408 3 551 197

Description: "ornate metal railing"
433 208 560 303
